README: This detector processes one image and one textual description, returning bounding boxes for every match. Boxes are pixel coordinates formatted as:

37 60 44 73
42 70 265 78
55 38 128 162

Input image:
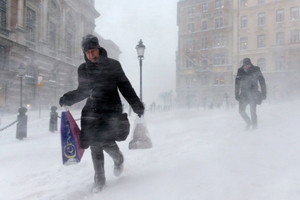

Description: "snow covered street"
0 100 299 200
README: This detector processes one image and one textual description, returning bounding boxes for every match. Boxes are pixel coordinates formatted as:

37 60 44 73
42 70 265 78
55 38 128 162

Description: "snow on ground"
0 100 300 200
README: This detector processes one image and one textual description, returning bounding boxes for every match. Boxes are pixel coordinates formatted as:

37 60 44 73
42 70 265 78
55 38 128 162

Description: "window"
0 0 7 29
275 56 285 71
201 37 208 49
202 20 208 30
0 46 4 69
258 13 265 26
186 40 196 52
201 58 208 67
290 30 299 44
257 34 266 48
291 6 299 20
48 22 56 51
258 0 265 4
276 32 284 45
188 6 195 16
66 32 73 59
240 37 248 50
240 0 248 8
276 9 284 23
202 3 208 12
215 0 224 9
213 52 225 65
241 16 248 28
215 17 223 28
26 7 36 43
257 58 266 71
213 33 225 47
188 23 195 33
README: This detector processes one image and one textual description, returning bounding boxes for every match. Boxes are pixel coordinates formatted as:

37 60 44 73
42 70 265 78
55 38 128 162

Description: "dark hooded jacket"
61 47 144 146
235 64 267 103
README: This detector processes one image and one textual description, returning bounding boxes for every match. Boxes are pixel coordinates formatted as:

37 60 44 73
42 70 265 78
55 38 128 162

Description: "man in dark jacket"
235 58 267 130
59 34 144 192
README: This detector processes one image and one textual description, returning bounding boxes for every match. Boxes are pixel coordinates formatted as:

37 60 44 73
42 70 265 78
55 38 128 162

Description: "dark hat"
81 34 101 53
243 58 252 65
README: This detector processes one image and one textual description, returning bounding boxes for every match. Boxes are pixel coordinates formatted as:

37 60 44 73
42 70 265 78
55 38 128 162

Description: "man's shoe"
114 163 124 177
245 124 251 130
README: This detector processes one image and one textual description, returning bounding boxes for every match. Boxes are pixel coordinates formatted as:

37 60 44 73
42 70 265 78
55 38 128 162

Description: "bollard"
16 107 28 140
49 106 58 133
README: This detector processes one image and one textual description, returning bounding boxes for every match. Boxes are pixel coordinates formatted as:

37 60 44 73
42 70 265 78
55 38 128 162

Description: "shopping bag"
129 116 152 150
60 110 84 165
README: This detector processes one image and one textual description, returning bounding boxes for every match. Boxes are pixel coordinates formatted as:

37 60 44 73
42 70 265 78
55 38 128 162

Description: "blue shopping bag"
60 111 84 165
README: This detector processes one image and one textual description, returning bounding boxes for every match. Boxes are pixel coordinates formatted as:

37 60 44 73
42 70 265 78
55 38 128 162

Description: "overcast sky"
94 1 178 106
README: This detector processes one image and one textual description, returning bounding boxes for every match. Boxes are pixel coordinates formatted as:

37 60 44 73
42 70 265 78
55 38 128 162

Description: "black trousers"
90 141 123 186
238 99 257 127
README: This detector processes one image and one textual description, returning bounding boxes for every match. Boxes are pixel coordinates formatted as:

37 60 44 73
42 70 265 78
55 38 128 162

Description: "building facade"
177 0 234 108
0 0 121 112
233 0 300 101
177 0 300 108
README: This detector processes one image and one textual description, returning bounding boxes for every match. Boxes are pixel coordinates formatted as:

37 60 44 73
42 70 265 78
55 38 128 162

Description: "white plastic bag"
129 116 152 150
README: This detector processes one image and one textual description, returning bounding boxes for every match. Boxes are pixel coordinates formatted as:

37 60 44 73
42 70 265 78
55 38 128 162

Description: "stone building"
177 0 300 108
177 0 234 108
232 0 300 102
0 0 121 112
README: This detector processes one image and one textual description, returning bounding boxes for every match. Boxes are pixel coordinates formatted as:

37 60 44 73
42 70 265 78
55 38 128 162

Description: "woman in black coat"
59 34 144 192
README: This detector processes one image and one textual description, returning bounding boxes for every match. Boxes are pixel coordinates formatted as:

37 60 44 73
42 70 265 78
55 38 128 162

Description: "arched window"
0 46 4 69
65 12 75 60
48 0 60 54
0 0 7 34
257 58 266 71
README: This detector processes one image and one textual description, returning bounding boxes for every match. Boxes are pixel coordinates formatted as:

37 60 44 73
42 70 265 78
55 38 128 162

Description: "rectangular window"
188 6 195 16
276 32 284 45
276 56 285 71
213 52 225 66
290 30 299 44
276 9 284 23
202 3 208 12
241 16 248 28
258 13 265 26
66 32 73 58
240 0 248 8
0 0 7 29
257 34 266 48
202 20 208 30
213 33 225 47
240 37 248 50
186 40 196 52
215 0 224 9
201 37 208 49
188 23 195 33
291 6 299 20
215 17 223 28
48 21 56 51
26 7 36 42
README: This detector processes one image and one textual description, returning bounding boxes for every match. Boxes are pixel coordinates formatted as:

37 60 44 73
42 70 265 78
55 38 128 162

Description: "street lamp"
18 64 26 107
136 39 146 101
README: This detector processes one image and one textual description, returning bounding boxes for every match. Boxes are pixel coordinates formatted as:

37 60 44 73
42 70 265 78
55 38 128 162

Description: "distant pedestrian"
235 58 267 130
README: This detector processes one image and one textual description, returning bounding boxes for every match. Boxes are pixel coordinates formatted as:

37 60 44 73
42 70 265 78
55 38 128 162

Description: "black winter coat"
61 53 144 146
235 65 267 102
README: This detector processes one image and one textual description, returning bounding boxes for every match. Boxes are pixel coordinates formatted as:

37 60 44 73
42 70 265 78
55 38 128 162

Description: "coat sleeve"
61 65 91 106
235 68 242 97
114 61 144 113
256 67 267 96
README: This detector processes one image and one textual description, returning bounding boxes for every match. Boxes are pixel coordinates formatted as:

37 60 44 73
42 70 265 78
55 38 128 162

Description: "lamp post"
136 39 146 101
18 64 26 107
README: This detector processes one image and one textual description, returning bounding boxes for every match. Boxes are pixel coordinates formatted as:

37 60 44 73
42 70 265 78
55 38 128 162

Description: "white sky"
94 1 178 106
